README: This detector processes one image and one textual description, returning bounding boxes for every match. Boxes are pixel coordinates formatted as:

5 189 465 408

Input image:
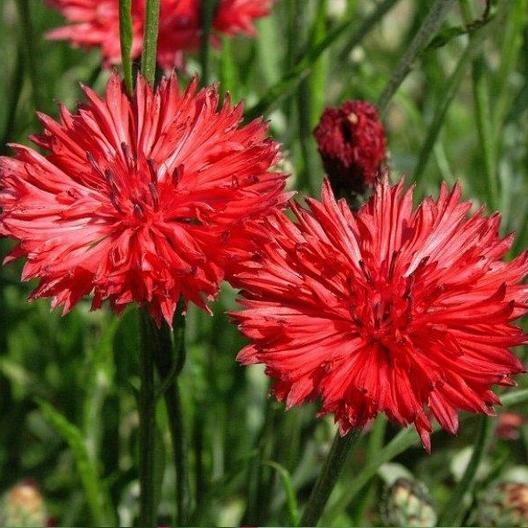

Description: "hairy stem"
141 0 161 85
119 0 134 93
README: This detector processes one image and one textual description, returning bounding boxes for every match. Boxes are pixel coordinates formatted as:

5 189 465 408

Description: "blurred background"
1 0 528 526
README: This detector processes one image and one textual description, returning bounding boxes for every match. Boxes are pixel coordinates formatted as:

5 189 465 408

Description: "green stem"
119 0 134 94
1 48 24 153
460 0 499 209
325 387 528 524
244 396 277 525
377 0 457 114
141 0 161 85
412 25 488 182
300 430 361 527
153 313 190 526
353 416 387 524
472 55 498 209
15 0 43 111
139 311 157 527
324 427 417 524
337 0 399 62
439 416 494 526
246 0 395 121
200 0 219 86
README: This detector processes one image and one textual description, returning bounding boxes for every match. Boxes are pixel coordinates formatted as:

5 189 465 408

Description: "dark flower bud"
314 100 386 197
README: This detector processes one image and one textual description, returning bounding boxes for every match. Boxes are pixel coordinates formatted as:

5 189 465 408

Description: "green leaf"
263 461 300 526
37 399 114 526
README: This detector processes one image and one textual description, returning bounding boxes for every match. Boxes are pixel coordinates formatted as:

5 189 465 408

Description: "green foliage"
1 0 528 526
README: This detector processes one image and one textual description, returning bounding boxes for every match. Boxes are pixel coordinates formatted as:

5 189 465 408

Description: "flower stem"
300 430 361 527
119 0 134 94
439 415 494 526
138 311 157 527
141 0 161 85
377 0 457 114
15 0 43 111
200 0 220 86
153 312 190 526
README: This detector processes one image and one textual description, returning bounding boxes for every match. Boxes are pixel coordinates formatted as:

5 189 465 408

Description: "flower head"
46 0 273 70
0 74 288 325
231 178 528 451
314 100 386 195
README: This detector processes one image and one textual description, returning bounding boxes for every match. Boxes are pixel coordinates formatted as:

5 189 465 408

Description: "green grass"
1 0 528 526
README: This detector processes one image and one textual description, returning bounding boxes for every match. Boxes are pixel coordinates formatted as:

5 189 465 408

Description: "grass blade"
263 461 300 526
246 1 397 120
38 399 113 526
412 27 488 182
377 0 458 114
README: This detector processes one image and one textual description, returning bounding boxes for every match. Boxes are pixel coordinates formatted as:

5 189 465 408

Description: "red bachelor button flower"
230 178 528 451
314 100 386 196
46 0 273 70
0 74 288 326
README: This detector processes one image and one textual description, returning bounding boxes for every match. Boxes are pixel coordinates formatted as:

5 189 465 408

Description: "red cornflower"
46 0 273 70
0 74 287 325
314 100 386 195
231 178 528 451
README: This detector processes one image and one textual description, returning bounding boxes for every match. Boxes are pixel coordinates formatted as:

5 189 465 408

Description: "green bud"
1 481 47 527
382 477 437 527
478 481 528 527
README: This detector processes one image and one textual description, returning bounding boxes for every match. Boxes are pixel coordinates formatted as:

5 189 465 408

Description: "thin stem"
325 427 417 524
119 0 134 94
139 311 157 527
141 0 161 85
153 312 190 526
200 0 219 86
15 0 43 111
439 416 494 526
472 56 498 209
377 0 457 114
246 0 395 121
337 0 399 62
300 430 361 527
412 25 488 182
325 387 528 524
244 396 277 525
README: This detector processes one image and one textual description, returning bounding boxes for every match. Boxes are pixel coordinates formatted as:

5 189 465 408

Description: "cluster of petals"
231 178 528 450
46 0 273 69
0 74 288 325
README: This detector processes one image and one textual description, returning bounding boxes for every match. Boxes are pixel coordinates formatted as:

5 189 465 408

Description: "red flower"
46 0 273 70
231 178 528 451
314 100 386 195
0 74 287 325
